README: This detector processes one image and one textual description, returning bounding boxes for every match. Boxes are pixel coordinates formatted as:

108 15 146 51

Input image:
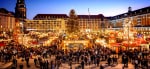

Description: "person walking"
81 60 84 69
25 57 30 67
143 58 148 69
124 55 128 67
46 60 49 69
100 64 104 69
50 61 55 69
96 57 100 66
134 58 138 69
107 56 111 66
12 58 17 67
34 58 37 66
19 64 23 69
40 60 43 69
68 59 72 69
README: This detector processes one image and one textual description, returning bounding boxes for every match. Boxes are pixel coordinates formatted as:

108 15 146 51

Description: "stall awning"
0 42 5 47
110 43 121 47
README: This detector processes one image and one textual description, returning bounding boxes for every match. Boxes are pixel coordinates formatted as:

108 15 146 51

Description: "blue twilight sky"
0 0 150 19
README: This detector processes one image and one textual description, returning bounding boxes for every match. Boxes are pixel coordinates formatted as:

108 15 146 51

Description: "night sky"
0 0 150 19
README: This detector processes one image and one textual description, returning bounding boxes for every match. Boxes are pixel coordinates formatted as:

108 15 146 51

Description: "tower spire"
128 6 132 12
15 0 26 19
17 0 25 3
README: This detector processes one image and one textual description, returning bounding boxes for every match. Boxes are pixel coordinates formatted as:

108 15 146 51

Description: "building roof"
108 6 150 20
33 14 68 20
0 8 9 14
78 14 105 21
0 8 15 16
78 14 104 19
33 14 105 20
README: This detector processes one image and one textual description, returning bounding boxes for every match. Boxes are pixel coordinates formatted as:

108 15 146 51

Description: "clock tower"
15 0 26 19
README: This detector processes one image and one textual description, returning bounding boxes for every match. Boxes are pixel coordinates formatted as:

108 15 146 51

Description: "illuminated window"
137 17 141 25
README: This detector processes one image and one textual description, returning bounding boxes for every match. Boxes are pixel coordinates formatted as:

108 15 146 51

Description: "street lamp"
88 8 91 33
128 18 130 50
0 25 2 33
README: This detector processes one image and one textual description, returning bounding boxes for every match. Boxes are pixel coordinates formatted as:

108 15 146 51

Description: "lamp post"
87 8 91 33
0 25 2 33
128 18 130 50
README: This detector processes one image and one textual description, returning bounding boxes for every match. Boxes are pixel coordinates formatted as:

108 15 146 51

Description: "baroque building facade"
0 8 16 33
78 14 105 32
25 19 66 33
25 14 106 33
108 6 150 36
26 14 68 33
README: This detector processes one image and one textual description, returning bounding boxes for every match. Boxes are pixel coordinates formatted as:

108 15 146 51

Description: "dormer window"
20 5 25 7
124 14 127 17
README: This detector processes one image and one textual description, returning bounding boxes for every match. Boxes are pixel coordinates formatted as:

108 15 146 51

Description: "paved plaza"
13 58 134 69
0 55 146 69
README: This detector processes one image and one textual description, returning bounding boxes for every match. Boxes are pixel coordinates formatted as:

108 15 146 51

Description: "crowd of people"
0 40 149 69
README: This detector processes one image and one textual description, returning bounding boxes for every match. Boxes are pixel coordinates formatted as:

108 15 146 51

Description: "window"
147 9 149 12
140 10 142 13
137 16 141 26
20 5 25 7
124 14 127 17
